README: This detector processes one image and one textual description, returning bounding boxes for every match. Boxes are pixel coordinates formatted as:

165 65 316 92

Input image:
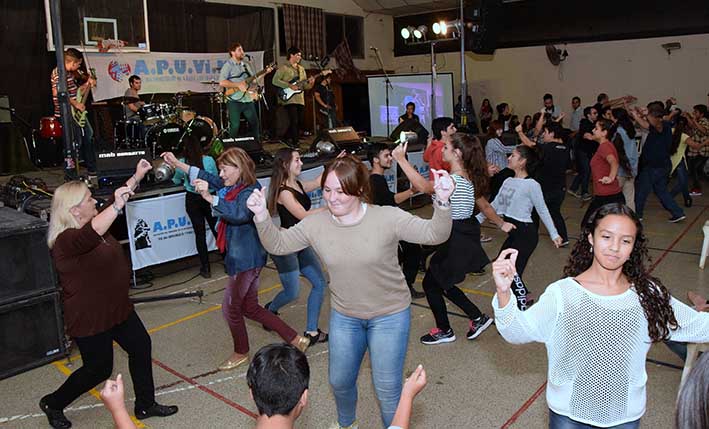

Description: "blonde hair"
217 147 256 186
47 181 88 248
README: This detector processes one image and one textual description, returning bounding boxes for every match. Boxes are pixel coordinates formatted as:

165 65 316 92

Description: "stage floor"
1 175 707 429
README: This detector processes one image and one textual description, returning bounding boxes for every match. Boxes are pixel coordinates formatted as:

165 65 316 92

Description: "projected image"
368 73 454 137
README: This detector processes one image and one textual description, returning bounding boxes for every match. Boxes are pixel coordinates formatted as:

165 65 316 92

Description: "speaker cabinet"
465 0 502 55
0 208 57 305
0 291 66 380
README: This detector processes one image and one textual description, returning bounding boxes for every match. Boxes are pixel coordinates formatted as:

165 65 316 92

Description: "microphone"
370 46 378 51
245 53 252 60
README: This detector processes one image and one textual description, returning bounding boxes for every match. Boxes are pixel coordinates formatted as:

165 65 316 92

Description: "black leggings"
499 216 539 310
398 241 421 288
43 311 155 411
422 271 483 332
185 191 217 270
581 192 625 229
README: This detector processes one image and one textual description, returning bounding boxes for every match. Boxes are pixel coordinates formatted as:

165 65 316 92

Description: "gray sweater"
477 177 560 240
255 204 452 319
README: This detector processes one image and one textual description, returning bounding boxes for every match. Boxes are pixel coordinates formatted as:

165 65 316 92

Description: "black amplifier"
97 148 149 188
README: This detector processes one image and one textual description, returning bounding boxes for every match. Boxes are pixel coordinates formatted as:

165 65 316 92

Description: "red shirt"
51 223 133 337
591 140 621 196
423 139 450 180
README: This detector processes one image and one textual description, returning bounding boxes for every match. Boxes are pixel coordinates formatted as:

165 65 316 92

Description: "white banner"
126 193 216 270
85 51 264 101
406 150 428 180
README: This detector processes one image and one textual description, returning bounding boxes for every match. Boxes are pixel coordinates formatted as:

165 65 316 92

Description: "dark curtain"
283 4 324 59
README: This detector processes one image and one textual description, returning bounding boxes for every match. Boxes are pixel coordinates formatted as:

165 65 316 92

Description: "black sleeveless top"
276 181 311 229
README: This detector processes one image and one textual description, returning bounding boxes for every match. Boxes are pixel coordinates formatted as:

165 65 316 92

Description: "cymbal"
200 80 220 85
104 95 141 104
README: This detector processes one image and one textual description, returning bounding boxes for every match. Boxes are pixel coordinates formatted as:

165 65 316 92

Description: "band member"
123 75 145 120
314 74 336 130
219 43 262 142
51 48 97 176
399 102 420 124
273 46 315 148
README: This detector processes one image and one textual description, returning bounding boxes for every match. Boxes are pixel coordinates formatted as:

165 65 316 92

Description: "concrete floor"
1 188 707 429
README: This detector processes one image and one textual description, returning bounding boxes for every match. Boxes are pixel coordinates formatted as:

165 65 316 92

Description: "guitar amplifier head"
97 148 148 188
326 126 361 147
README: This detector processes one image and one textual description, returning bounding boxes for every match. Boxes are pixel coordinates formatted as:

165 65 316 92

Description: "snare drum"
138 104 161 125
145 122 185 158
39 117 63 139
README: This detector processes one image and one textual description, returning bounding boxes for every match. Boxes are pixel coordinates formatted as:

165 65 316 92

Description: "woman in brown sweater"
246 154 453 429
40 160 177 429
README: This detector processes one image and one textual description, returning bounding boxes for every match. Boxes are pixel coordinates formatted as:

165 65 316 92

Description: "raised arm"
92 159 151 236
248 188 312 255
392 142 435 194
515 124 536 147
629 108 649 130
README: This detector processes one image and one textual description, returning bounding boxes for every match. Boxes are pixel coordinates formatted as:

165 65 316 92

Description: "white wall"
399 33 709 120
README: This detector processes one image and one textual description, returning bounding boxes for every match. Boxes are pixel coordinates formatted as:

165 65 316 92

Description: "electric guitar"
224 62 276 101
72 68 96 128
278 69 333 102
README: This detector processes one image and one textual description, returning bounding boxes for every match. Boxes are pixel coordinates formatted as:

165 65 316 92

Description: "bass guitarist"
272 46 315 148
50 48 97 176
219 43 266 143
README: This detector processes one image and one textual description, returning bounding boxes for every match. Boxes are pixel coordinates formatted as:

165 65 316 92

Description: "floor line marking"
498 207 706 428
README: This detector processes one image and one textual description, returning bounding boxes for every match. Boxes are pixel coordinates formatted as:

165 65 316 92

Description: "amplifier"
221 137 272 166
0 291 66 380
97 148 148 188
327 126 361 147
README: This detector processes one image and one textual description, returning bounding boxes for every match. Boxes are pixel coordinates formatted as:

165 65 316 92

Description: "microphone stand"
371 47 393 137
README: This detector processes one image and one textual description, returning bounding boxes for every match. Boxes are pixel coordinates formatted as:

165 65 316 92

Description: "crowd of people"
39 89 709 429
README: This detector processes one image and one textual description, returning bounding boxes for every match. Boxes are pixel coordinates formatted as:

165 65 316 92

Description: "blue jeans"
71 120 96 172
329 307 411 428
670 160 690 200
269 247 327 333
570 150 590 195
634 166 684 219
549 410 640 429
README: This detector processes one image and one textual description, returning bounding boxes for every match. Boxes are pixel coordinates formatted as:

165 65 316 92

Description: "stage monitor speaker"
465 0 502 55
222 137 271 166
0 291 66 380
97 148 149 188
326 127 361 148
0 208 57 305
389 119 429 144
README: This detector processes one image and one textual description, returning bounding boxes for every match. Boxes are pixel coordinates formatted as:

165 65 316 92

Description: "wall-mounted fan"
545 45 569 66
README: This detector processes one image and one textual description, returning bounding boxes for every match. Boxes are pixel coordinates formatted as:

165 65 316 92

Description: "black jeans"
499 217 539 309
398 241 421 288
533 187 568 242
44 310 155 411
185 191 217 271
227 100 261 142
687 155 708 190
283 104 303 146
569 150 590 195
422 271 483 332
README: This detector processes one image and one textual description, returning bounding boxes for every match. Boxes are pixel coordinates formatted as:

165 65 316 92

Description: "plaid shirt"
687 116 709 157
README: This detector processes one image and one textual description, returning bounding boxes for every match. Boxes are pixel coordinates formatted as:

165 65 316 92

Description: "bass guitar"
278 69 333 102
72 68 96 128
224 62 277 101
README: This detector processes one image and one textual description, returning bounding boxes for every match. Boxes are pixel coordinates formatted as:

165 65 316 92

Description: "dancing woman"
491 203 709 428
162 149 309 371
247 155 453 428
41 160 177 428
264 148 328 346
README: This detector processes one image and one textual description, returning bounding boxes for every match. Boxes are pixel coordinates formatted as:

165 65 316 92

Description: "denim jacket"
190 167 267 275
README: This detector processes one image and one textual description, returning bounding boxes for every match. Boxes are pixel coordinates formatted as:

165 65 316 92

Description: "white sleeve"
492 285 560 344
667 297 709 343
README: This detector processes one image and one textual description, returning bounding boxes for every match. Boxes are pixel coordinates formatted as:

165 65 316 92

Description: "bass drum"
145 122 184 158
183 116 217 148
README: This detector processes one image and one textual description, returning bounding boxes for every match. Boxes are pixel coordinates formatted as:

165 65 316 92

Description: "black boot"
135 402 179 420
39 396 72 429
199 264 211 279
409 286 425 299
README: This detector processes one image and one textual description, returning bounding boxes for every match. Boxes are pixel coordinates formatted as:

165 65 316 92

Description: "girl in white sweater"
491 203 709 428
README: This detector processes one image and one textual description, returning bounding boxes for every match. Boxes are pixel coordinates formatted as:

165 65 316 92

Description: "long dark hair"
267 148 296 215
450 133 489 196
676 352 709 429
563 203 678 342
522 115 533 133
611 108 637 139
514 145 540 176
486 119 503 140
607 119 632 175
183 135 204 169
670 116 690 156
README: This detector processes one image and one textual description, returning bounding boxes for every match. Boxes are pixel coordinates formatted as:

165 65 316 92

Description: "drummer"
123 75 146 140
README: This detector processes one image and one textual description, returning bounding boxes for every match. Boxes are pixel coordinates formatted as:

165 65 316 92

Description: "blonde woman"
40 160 178 429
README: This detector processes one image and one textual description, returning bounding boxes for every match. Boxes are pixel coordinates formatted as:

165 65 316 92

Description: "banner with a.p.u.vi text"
125 192 216 270
85 51 264 101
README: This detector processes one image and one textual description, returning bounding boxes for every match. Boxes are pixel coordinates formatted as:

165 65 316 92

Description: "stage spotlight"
432 20 446 35
414 25 427 40
401 26 414 40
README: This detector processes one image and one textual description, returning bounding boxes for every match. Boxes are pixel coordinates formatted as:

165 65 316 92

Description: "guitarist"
272 46 315 148
50 48 97 175
219 43 263 143
314 74 337 130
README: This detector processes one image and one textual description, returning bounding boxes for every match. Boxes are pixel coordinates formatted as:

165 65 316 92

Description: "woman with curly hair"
491 203 709 429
